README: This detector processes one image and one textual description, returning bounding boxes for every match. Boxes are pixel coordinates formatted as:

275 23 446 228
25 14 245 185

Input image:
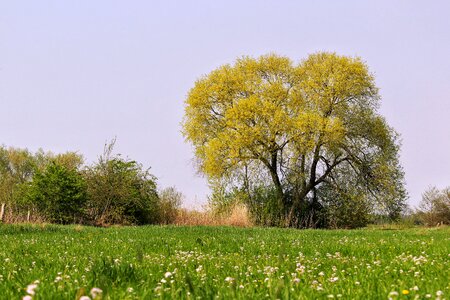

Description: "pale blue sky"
1 1 449 207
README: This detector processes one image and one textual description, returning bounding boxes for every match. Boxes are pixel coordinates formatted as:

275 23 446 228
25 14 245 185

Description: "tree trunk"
0 203 5 223
27 210 31 222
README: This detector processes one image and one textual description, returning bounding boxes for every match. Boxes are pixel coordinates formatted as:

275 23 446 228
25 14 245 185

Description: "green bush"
27 162 87 224
317 183 371 229
84 142 160 225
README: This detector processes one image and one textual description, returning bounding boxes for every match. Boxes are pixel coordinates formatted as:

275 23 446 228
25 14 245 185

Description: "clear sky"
1 1 449 208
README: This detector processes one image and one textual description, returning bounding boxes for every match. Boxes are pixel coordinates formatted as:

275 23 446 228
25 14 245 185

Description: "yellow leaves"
182 52 379 179
299 52 377 115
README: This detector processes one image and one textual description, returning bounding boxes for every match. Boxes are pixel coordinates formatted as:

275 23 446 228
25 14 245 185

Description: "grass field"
0 225 448 299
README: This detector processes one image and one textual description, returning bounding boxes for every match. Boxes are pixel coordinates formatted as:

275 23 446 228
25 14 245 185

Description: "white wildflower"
389 291 399 297
90 287 102 298
329 277 339 283
26 284 38 295
164 272 173 278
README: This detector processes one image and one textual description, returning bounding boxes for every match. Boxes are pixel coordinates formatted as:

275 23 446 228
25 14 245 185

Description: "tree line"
2 52 448 228
0 140 181 225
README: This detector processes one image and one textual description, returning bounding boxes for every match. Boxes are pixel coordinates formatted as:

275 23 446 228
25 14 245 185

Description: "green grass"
0 224 448 299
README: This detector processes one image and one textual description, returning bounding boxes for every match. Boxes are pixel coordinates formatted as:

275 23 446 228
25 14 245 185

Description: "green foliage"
319 185 370 229
0 146 85 222
84 141 160 225
183 53 407 228
27 162 87 224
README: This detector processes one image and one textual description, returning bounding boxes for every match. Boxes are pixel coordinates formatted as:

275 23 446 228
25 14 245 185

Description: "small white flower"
329 277 339 283
293 278 300 284
224 277 234 283
355 281 360 285
239 285 244 289
161 279 167 284
54 276 62 283
90 287 102 298
412 286 419 291
127 287 134 293
388 291 399 297
26 284 38 295
318 271 325 276
164 272 172 278
436 291 444 296
425 294 431 298
80 297 91 300
23 296 32 300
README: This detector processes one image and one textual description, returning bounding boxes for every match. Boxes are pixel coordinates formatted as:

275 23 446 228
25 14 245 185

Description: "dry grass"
0 208 46 224
174 204 252 227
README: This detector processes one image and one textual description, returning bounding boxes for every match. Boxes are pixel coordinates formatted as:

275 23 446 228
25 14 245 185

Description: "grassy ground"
0 225 448 299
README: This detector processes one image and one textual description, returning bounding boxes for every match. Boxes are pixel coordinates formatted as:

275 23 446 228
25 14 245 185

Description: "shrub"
158 187 182 224
315 178 372 229
418 186 450 226
27 162 87 224
84 141 160 225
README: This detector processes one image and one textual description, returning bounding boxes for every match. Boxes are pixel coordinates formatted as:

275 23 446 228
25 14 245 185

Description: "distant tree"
27 162 87 224
183 53 407 227
34 149 84 171
418 186 450 226
158 187 183 224
84 140 160 225
0 146 36 221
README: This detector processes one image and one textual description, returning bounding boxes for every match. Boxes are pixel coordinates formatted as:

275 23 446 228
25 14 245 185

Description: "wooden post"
0 203 5 223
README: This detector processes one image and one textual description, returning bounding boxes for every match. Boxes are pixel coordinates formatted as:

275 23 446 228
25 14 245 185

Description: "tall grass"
175 205 251 227
0 224 448 299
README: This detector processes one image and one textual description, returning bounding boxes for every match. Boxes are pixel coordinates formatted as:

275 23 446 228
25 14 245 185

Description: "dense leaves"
183 53 407 228
27 163 87 224
0 143 180 225
84 148 160 225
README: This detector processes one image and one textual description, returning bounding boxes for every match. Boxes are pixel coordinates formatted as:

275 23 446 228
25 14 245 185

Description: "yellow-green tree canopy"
183 53 406 227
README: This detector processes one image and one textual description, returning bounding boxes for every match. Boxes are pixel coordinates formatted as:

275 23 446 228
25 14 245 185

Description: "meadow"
0 225 448 300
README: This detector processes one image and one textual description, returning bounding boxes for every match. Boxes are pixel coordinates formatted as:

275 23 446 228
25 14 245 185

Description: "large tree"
182 53 406 227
